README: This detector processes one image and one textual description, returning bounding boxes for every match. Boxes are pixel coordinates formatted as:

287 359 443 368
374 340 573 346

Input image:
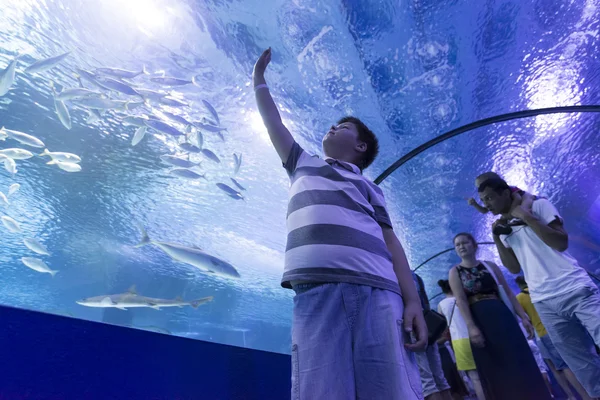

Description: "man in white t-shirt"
478 177 600 399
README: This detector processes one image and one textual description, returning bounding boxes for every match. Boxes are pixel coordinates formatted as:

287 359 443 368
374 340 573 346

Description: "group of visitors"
252 48 600 399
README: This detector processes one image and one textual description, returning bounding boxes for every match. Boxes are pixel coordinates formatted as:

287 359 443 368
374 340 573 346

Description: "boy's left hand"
403 301 428 352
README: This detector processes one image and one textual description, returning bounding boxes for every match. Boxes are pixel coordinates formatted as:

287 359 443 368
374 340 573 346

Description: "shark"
76 286 213 310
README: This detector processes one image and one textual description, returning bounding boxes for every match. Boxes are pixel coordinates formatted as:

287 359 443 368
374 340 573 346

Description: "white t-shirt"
438 297 469 341
500 198 593 302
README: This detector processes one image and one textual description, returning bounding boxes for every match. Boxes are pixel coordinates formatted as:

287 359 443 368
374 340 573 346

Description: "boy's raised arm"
253 48 295 164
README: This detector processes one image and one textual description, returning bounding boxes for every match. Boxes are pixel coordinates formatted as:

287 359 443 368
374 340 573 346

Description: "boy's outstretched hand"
403 301 428 352
253 48 272 81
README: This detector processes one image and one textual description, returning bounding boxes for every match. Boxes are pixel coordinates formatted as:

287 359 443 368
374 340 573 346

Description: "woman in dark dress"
448 232 551 400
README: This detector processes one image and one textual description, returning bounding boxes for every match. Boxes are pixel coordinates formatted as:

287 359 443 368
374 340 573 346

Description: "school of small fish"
0 50 246 296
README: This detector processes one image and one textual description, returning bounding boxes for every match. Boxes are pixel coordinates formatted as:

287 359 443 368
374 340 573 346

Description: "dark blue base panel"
0 306 291 399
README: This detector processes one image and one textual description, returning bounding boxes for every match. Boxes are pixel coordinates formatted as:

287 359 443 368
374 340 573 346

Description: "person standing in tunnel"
448 232 551 400
253 47 427 399
412 272 453 400
479 177 600 399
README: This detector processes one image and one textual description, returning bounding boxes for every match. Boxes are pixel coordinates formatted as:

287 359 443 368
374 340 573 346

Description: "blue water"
0 0 599 354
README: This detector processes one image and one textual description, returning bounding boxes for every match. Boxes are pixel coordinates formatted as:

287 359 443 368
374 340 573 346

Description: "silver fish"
2 157 16 174
131 126 146 146
136 88 168 101
230 178 246 191
178 143 202 153
0 148 34 159
158 96 187 107
0 128 45 148
122 116 148 127
76 286 213 310
161 111 192 126
94 76 141 97
150 77 192 86
8 184 20 196
216 183 244 200
40 149 81 163
144 119 183 136
135 226 240 278
25 51 70 74
21 257 58 276
161 155 200 168
47 159 82 172
202 100 220 125
169 168 206 180
24 238 51 256
1 215 20 232
0 192 8 206
72 97 129 110
233 153 242 174
86 109 102 123
54 98 71 130
56 87 101 101
195 122 227 133
201 149 220 163
95 67 146 79
0 56 19 96
76 69 104 88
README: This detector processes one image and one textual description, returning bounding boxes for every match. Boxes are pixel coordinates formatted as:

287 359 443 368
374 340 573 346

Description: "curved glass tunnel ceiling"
0 0 598 354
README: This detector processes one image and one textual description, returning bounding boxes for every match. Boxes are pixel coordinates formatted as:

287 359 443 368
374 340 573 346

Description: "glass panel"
0 0 598 354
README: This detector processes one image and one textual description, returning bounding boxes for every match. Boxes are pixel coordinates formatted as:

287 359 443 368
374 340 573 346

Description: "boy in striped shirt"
253 48 426 400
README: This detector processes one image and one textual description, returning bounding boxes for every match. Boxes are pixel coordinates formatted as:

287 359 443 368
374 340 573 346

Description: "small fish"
233 153 242 174
21 257 58 276
122 116 148 127
150 77 192 86
158 96 187 107
216 183 244 200
95 76 141 97
0 56 20 96
230 178 246 191
39 149 81 163
178 143 202 153
47 159 82 172
192 130 204 149
161 111 192 126
1 215 20 232
76 69 104 88
24 238 51 256
0 128 45 148
136 225 240 278
0 192 9 206
71 97 129 110
195 122 227 133
131 126 146 146
25 51 70 74
201 149 220 163
95 67 146 79
85 109 102 123
0 148 34 159
144 119 184 136
3 157 17 174
161 155 200 168
169 168 206 180
8 183 20 196
202 100 220 126
136 88 168 101
54 98 71 130
56 87 101 101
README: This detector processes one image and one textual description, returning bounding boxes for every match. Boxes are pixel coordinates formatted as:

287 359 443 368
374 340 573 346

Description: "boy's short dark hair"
477 177 510 193
337 116 378 170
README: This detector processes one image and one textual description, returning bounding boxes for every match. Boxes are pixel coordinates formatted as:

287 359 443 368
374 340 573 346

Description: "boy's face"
479 186 511 215
322 122 366 162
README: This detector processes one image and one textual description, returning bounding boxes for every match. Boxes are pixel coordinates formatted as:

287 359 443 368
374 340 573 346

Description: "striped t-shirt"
281 142 400 294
